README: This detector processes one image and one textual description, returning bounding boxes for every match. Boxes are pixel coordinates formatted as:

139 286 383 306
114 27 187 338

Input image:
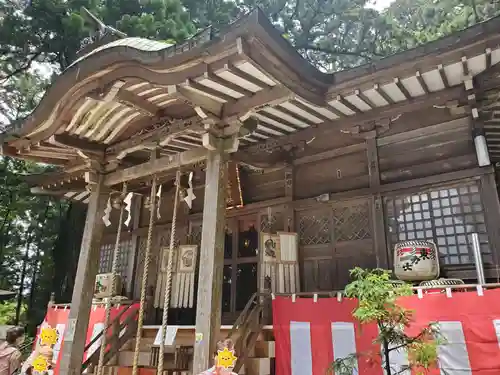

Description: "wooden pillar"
366 136 388 268
59 175 107 375
192 148 228 373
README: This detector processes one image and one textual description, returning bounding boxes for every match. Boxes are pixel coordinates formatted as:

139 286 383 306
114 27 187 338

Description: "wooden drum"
394 240 440 281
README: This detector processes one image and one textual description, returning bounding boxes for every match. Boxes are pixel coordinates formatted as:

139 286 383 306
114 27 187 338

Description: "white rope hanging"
132 177 158 375
157 170 181 375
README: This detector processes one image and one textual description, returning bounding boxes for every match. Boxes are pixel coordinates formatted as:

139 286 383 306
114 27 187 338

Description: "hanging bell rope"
96 183 127 375
132 176 158 375
157 169 181 375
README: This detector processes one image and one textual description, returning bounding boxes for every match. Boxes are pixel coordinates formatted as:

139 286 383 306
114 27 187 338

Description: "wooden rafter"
393 78 412 100
438 65 450 88
246 84 467 153
116 89 161 116
415 71 430 94
373 84 395 105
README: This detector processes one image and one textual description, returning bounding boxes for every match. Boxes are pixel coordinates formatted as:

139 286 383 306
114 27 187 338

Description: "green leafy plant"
0 301 26 325
329 268 441 375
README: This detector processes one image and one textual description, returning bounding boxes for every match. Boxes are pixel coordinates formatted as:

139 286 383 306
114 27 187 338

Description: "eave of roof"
3 9 500 171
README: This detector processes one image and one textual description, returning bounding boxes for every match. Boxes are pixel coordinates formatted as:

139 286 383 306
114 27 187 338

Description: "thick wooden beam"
192 148 228 373
293 166 493 210
293 143 366 166
377 116 469 146
104 147 208 186
49 134 106 154
58 175 107 375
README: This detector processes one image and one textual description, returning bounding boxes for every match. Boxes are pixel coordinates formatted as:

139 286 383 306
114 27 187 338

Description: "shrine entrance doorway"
222 215 259 323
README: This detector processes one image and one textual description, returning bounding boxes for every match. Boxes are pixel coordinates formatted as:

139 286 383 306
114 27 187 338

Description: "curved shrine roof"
3 9 500 200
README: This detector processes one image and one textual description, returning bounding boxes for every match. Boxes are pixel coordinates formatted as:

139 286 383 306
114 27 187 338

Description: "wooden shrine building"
4 8 500 375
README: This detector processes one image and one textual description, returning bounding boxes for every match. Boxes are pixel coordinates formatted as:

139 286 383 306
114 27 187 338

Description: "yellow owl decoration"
216 347 237 369
32 355 49 373
39 326 58 347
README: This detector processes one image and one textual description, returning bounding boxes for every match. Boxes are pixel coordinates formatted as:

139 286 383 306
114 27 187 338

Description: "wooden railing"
149 293 271 373
226 292 270 373
81 304 139 373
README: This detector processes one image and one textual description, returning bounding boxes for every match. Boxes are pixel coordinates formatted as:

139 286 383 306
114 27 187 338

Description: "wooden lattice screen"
298 199 374 291
384 182 491 266
98 239 133 284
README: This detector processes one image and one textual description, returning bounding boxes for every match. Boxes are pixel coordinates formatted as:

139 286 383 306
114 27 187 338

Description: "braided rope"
96 184 127 375
132 178 157 375
157 170 181 375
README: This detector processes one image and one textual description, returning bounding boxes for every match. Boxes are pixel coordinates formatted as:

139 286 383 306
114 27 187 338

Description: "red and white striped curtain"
35 304 140 375
273 289 500 375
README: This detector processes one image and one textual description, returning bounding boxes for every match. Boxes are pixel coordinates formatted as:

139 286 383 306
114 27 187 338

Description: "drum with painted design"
394 240 440 281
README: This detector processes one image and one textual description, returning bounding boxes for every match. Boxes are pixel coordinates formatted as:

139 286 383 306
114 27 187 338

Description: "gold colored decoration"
32 355 49 373
39 326 58 347
226 161 243 209
217 347 237 369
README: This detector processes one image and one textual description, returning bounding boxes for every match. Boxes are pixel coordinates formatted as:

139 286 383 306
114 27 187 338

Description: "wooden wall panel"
378 116 476 184
302 258 334 291
240 169 285 204
295 151 368 199
297 198 376 291
380 107 465 138
295 128 361 157
334 239 377 288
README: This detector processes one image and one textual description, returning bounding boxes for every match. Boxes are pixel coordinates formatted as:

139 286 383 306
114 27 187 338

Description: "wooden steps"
113 328 275 375
242 339 275 375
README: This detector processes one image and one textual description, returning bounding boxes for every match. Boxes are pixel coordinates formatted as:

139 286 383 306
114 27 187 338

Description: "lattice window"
98 239 133 281
385 183 491 266
298 211 331 245
332 203 371 242
259 213 282 234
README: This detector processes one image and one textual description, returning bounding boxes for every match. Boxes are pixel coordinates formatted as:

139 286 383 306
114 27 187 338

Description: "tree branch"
0 50 43 84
